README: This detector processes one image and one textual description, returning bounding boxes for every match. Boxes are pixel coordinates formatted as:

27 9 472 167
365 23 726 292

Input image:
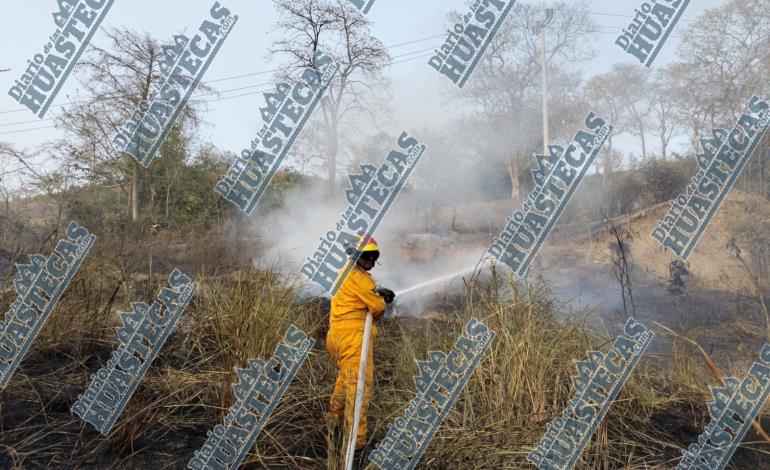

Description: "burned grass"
0 262 768 469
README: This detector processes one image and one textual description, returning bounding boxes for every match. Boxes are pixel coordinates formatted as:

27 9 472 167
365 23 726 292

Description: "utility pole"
533 9 554 154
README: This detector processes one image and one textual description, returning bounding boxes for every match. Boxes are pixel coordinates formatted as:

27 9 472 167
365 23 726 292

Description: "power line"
0 24 689 136
205 67 283 84
535 5 696 24
0 32 450 116
0 89 271 136
384 34 446 49
0 7 692 117
0 2 706 130
194 36 446 84
0 117 44 128
0 125 56 135
0 81 273 127
0 51 434 136
0 77 275 116
0 41 446 128
392 52 434 65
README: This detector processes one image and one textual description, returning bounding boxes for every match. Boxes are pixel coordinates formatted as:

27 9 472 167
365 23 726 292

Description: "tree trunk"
660 119 667 160
165 182 171 219
131 159 140 222
92 143 100 202
689 119 698 153
327 122 338 195
507 156 519 199
130 62 153 224
602 138 614 191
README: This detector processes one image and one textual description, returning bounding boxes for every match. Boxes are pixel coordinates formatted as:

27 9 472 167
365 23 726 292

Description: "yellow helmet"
359 234 379 253
346 233 379 256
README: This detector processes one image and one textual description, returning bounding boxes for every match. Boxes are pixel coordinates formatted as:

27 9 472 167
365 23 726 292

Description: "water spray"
394 264 479 298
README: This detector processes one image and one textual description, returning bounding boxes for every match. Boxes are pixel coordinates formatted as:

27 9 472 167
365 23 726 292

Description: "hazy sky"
0 0 726 176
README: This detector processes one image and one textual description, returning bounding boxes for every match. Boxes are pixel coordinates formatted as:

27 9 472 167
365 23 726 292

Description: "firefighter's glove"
377 288 396 304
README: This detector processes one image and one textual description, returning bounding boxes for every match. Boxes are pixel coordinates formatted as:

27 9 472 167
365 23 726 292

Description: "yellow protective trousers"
326 325 376 449
326 264 386 449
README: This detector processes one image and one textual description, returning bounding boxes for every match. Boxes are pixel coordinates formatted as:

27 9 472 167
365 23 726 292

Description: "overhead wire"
0 49 440 136
0 6 698 134
0 41 447 131
0 81 273 127
0 31 454 117
0 3 698 116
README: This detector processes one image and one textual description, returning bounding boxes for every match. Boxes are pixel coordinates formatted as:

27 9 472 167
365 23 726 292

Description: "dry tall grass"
1 261 768 469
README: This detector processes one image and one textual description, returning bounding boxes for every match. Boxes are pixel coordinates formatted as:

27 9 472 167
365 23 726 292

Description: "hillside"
391 190 770 362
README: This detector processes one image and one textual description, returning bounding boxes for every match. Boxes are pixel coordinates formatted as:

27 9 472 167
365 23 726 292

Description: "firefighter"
325 234 395 451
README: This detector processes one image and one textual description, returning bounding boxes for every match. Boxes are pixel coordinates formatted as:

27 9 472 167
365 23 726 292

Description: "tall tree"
676 0 770 197
450 1 598 199
615 64 652 161
57 28 208 222
270 0 391 194
649 66 683 160
586 71 627 188
678 0 770 124
661 62 714 153
587 64 654 160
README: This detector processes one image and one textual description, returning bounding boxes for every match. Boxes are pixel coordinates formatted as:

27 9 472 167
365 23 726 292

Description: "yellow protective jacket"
327 264 386 447
330 264 387 332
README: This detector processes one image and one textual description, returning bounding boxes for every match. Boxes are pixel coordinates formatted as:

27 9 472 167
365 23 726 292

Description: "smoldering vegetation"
2 0 770 468
0 235 768 469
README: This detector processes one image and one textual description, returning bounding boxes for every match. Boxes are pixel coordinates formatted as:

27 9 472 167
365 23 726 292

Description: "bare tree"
612 64 653 160
57 28 208 222
676 0 770 197
727 238 770 342
0 140 86 291
586 71 627 188
678 0 770 123
0 142 35 280
270 0 391 194
0 142 43 182
451 1 598 199
607 217 636 318
662 62 715 153
649 66 684 160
